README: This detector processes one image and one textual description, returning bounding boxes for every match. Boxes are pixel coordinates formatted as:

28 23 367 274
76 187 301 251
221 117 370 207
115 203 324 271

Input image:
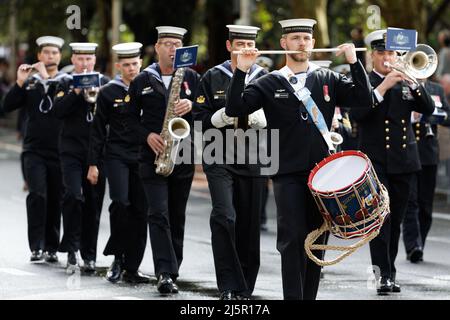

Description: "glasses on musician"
159 41 183 48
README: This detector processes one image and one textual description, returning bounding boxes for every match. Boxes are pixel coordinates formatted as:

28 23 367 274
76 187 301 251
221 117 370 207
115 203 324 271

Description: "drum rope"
304 186 390 267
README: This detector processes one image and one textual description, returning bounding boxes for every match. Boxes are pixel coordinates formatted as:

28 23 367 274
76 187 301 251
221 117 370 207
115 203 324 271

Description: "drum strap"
277 66 335 152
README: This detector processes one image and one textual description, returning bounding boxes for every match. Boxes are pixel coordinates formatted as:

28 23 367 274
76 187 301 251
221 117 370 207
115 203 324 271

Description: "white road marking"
427 236 450 245
0 268 36 276
434 213 450 221
113 296 144 300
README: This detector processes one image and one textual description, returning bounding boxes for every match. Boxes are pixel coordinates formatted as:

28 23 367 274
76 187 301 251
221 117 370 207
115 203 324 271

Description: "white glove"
248 109 267 129
211 107 234 128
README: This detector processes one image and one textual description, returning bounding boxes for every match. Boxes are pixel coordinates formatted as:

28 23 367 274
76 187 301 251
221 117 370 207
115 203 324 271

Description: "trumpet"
383 44 438 85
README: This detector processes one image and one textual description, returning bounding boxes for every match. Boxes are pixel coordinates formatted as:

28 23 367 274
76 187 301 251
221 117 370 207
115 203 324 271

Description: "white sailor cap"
311 60 332 68
256 56 273 69
279 18 317 34
364 29 387 51
69 42 98 54
226 25 260 40
156 26 187 40
112 42 143 59
36 36 64 49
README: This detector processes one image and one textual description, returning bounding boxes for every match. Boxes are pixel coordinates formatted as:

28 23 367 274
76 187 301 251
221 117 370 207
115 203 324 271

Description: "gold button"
416 123 420 128
385 120 389 124
416 137 420 141
402 119 406 124
402 144 407 148
403 128 407 132
416 130 420 135
418 93 422 96
386 144 390 149
386 136 390 141
403 136 407 140
386 128 390 133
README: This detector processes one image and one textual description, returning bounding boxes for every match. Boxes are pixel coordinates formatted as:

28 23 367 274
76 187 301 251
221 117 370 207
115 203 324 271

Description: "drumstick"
232 48 367 55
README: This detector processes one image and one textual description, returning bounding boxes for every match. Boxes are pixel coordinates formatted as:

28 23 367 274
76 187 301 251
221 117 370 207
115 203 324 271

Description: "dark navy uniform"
53 73 109 263
2 72 66 254
402 80 450 258
193 61 268 298
351 71 434 283
88 76 147 273
226 60 373 299
125 63 199 281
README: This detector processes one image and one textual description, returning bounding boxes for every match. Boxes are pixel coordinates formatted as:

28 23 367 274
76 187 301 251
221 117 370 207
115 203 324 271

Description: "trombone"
383 44 438 85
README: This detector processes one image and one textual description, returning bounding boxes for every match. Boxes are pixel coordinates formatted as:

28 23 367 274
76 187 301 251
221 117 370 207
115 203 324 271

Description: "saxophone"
154 67 191 176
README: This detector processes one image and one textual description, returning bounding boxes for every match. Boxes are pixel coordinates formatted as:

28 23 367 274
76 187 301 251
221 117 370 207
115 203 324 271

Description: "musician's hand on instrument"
147 133 165 155
378 70 404 94
32 62 49 80
73 88 82 95
16 64 33 87
174 99 192 116
336 43 357 64
87 165 99 185
211 107 234 128
236 48 259 73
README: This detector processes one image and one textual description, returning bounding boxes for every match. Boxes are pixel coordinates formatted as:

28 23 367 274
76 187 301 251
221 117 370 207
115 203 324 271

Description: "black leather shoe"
106 259 123 283
377 277 393 294
44 251 58 263
66 252 80 274
122 271 151 284
171 282 179 294
30 250 44 262
157 273 175 293
83 260 96 273
235 293 250 300
407 247 423 263
392 281 401 293
219 290 236 300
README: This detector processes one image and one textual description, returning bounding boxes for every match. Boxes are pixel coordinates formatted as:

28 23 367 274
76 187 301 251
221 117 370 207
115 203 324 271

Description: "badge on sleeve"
57 91 65 98
124 94 130 103
196 95 205 104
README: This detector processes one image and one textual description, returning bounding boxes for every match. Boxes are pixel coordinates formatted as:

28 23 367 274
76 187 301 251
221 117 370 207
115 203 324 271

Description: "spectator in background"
351 27 366 69
0 58 12 117
436 30 450 80
441 74 450 102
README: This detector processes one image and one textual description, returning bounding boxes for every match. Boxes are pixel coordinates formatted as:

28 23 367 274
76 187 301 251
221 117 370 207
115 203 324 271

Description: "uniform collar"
109 75 129 91
215 60 264 83
143 63 164 83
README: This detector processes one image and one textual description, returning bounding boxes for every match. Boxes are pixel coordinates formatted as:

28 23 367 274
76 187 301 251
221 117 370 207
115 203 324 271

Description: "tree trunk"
290 0 329 47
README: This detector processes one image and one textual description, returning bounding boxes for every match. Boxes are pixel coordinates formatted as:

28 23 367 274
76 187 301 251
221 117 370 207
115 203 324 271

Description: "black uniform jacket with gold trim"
193 61 267 177
88 77 139 166
413 80 450 166
351 71 435 174
53 73 110 159
226 60 373 176
125 63 200 164
2 73 67 159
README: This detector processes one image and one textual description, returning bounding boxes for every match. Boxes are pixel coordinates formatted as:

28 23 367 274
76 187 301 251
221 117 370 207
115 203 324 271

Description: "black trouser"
103 159 147 272
369 165 412 280
272 172 325 300
205 165 265 297
58 154 105 261
23 152 62 252
403 165 437 253
261 181 269 225
140 163 194 280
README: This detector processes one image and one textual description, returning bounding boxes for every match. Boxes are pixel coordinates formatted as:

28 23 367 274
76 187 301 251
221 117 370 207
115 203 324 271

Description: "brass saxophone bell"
83 87 100 104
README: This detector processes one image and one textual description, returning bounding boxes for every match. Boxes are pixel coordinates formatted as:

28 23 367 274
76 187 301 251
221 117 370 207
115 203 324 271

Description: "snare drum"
308 150 389 240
